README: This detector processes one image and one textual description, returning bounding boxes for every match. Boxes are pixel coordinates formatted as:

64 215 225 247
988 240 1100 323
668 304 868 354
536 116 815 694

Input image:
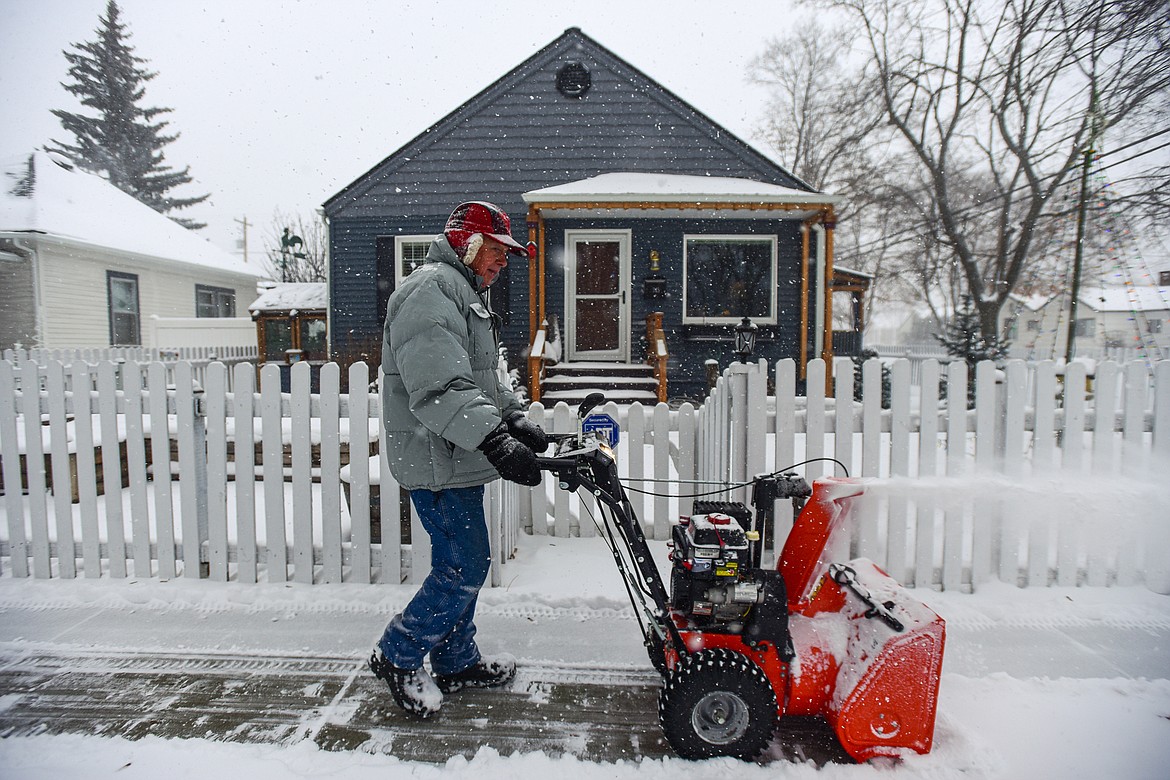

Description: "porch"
518 172 867 401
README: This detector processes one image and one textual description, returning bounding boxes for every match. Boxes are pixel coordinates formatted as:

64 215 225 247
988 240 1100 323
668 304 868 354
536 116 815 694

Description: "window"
1026 319 1041 332
1160 271 1170 286
1074 318 1095 337
375 234 433 323
195 285 236 317
831 290 860 332
107 271 140 345
395 236 431 284
299 316 327 359
682 235 777 324
1148 318 1164 334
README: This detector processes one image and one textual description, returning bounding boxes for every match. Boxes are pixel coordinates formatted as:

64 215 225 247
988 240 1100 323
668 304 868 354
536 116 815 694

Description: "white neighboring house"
0 152 264 351
1005 286 1170 361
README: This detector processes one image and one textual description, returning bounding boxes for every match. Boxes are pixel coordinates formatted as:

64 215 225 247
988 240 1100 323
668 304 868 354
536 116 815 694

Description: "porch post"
527 205 539 342
800 220 811 381
821 208 836 393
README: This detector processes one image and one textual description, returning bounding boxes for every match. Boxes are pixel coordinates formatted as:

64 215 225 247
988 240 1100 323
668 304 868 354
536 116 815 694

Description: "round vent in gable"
556 61 592 98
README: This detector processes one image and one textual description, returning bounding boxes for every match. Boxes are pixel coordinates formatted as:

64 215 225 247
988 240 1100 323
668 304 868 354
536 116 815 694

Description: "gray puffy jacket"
380 236 522 490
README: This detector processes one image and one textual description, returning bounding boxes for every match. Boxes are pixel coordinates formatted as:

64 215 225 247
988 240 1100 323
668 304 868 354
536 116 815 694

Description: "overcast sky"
1 0 806 258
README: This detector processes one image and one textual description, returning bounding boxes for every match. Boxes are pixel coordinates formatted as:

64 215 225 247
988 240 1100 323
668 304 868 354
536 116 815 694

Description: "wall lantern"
734 316 758 362
643 249 666 299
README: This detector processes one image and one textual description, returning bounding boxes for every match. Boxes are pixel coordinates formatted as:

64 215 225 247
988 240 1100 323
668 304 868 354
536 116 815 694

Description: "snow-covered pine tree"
46 0 208 229
935 295 1010 404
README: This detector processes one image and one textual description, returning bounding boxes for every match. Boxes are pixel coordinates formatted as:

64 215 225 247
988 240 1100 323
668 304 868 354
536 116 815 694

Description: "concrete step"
539 361 661 405
545 362 656 378
541 387 660 405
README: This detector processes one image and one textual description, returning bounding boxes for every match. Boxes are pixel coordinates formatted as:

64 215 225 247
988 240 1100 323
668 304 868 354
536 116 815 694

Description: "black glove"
478 422 542 486
505 411 549 453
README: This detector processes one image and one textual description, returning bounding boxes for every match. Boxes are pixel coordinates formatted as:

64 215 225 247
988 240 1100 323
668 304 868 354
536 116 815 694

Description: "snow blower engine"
537 393 946 764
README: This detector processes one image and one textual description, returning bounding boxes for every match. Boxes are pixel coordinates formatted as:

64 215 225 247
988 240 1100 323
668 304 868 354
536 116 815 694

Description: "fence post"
727 361 750 505
1149 361 1170 594
194 382 209 577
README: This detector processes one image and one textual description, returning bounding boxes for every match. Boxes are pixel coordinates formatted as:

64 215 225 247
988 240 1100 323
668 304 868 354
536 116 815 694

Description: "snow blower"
536 394 945 763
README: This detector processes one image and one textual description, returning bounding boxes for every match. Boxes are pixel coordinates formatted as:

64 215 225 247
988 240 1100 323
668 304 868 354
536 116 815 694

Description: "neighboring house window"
1074 318 1095 337
195 285 236 317
1160 271 1170 286
1148 318 1164 334
682 235 777 324
107 271 140 345
1026 319 1041 332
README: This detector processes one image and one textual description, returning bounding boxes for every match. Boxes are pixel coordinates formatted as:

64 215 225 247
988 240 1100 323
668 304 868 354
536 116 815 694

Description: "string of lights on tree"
1091 166 1169 366
1012 151 1168 368
1016 166 1083 363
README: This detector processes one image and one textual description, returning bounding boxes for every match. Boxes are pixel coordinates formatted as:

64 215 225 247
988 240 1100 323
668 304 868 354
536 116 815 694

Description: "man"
369 201 548 718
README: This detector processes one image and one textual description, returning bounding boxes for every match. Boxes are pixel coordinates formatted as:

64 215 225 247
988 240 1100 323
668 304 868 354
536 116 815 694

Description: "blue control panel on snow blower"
582 413 620 447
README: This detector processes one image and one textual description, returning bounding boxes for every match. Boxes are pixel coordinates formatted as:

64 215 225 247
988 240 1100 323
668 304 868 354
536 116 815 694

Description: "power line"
839 135 1170 261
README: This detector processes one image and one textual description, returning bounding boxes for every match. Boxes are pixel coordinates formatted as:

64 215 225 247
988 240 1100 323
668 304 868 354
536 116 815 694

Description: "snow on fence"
2 346 259 392
1 356 1167 592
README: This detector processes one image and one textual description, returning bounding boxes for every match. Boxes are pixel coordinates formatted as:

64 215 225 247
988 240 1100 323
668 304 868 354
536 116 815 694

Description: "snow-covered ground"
2 529 1169 779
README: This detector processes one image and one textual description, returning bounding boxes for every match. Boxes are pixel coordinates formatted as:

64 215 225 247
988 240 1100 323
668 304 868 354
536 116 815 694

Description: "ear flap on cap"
462 233 484 267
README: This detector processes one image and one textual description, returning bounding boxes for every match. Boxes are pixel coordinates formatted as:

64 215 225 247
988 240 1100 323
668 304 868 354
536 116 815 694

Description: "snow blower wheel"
657 649 778 761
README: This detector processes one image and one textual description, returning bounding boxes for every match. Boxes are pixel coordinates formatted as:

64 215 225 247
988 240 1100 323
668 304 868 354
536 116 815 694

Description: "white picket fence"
2 359 417 586
1 356 1167 591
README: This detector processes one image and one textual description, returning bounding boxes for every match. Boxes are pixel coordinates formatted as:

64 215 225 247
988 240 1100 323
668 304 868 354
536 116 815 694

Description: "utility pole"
233 215 252 263
1064 101 1099 365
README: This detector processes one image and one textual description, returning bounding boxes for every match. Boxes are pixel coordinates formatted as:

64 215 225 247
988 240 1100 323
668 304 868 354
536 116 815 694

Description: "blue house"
322 28 867 401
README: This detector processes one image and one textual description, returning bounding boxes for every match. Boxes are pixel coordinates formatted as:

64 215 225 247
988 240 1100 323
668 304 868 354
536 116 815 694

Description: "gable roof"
0 151 261 278
323 28 813 218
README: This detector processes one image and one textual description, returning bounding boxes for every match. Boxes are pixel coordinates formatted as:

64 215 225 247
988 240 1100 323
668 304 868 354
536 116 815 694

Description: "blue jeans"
378 486 491 675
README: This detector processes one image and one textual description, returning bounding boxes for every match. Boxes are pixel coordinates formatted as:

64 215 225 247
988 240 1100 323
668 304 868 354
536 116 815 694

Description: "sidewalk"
2 534 1170 768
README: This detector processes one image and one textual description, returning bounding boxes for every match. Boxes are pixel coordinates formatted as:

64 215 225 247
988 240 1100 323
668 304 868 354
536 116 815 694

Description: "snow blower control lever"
536 394 946 764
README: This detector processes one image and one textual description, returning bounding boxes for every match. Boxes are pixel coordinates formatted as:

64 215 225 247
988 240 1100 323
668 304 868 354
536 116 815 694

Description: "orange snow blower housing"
667 477 946 761
778 478 946 760
537 407 945 764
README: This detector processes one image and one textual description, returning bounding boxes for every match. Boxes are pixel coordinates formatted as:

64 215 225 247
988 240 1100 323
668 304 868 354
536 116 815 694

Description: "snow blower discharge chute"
536 393 946 763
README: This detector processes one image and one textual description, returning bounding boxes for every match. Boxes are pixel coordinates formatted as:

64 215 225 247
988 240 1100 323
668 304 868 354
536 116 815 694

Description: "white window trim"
394 235 435 286
682 234 778 325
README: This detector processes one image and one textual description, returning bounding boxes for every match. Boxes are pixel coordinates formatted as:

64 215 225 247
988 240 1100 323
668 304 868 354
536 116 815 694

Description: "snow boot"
433 653 517 694
368 649 443 718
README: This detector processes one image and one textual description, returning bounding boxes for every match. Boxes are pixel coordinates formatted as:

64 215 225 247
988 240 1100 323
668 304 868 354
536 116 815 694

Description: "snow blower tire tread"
657 648 778 761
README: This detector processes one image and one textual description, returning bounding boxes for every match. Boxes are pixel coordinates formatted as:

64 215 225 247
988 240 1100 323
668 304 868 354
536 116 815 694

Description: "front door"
565 230 631 362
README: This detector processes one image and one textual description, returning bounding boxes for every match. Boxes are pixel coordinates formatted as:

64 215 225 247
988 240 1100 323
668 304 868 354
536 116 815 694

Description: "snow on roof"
1008 292 1055 312
523 172 838 204
248 282 327 312
0 151 261 278
1079 285 1170 312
